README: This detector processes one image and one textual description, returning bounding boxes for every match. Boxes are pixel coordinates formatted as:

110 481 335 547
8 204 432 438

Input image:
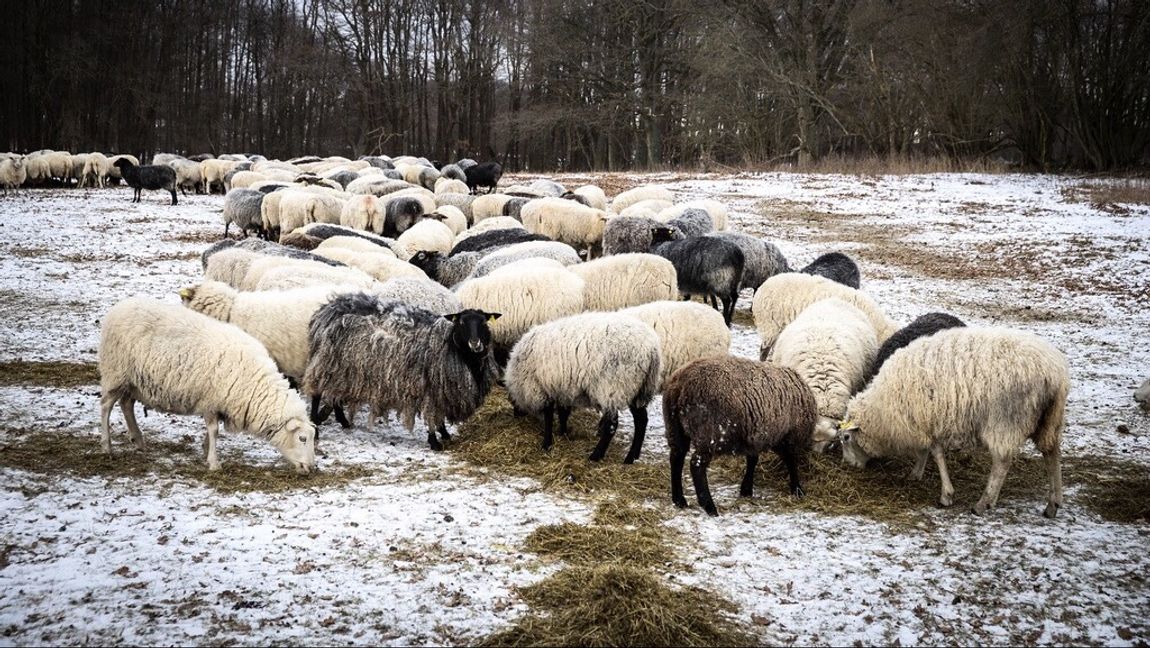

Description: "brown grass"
767 154 1012 176
0 360 99 387
1061 178 1150 215
164 230 225 244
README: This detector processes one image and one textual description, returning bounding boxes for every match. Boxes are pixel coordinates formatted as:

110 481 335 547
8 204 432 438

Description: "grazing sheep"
664 356 817 516
203 247 265 286
521 197 609 257
24 155 50 185
303 294 500 450
651 232 744 326
502 197 533 221
312 246 425 283
280 231 323 250
98 297 316 473
619 301 730 389
752 273 899 358
1136 379 1150 412
505 313 661 462
81 152 112 189
863 312 966 386
560 191 590 207
455 217 526 246
433 205 468 236
396 218 455 258
572 185 607 211
277 191 345 238
316 236 398 258
373 276 462 315
433 193 475 224
170 158 205 195
69 153 91 186
839 327 1069 518
113 158 178 205
471 193 515 223
455 158 477 170
229 170 269 190
455 265 585 363
658 200 729 231
202 159 240 193
299 223 402 255
801 252 861 289
240 255 373 292
602 217 681 256
346 176 410 196
666 208 714 238
612 185 674 213
707 232 791 294
409 250 482 288
44 150 72 183
439 163 467 182
470 241 582 278
340 193 383 231
768 298 878 452
528 178 566 197
0 155 26 195
619 199 674 219
223 189 266 238
325 169 359 189
450 227 549 256
378 195 429 237
435 177 470 195
568 253 679 312
465 161 503 193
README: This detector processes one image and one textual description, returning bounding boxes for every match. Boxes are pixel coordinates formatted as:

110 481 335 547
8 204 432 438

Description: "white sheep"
311 246 426 282
44 151 72 183
254 263 378 292
619 300 730 389
98 297 316 473
767 298 878 451
340 193 383 231
204 247 267 287
840 327 1069 518
0 155 27 194
619 199 674 219
434 205 468 235
752 272 898 358
469 241 582 278
658 199 729 231
202 159 240 193
396 218 455 258
573 184 607 211
277 191 345 237
240 255 375 291
170 159 204 194
454 216 524 245
611 185 674 213
229 170 268 190
315 235 398 257
68 153 91 186
81 152 112 189
372 276 462 315
470 193 515 223
520 197 609 256
434 177 470 194
505 312 662 463
568 253 679 312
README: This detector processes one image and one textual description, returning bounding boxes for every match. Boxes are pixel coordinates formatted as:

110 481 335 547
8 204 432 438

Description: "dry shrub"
1061 178 1150 214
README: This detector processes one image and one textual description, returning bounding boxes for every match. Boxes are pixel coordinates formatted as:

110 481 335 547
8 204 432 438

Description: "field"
1 172 1148 646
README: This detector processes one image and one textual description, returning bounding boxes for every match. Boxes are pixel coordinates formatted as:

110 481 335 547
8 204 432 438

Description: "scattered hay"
0 428 370 493
1060 178 1150 215
590 500 667 529
524 521 673 568
0 360 99 387
479 564 757 647
1070 455 1150 524
164 230 224 244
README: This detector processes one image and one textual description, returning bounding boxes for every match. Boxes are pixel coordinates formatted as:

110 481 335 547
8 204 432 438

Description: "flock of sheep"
6 149 1098 519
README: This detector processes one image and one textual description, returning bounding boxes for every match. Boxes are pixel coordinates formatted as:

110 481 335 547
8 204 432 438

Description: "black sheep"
651 229 745 326
801 252 860 289
112 158 178 205
862 312 966 386
464 161 502 194
448 228 550 256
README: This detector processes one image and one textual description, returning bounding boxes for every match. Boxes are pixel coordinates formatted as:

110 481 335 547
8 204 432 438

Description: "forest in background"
2 0 1148 172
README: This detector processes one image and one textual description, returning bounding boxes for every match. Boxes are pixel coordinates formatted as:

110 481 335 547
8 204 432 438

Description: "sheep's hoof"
588 451 605 462
427 436 444 452
790 484 805 498
673 497 688 509
623 454 639 465
1043 502 1060 519
739 486 753 498
207 462 222 472
939 494 954 508
971 501 989 516
703 504 719 517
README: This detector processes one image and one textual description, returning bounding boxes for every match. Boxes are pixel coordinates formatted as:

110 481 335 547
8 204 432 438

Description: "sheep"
658 200 729 231
277 191 345 237
560 191 590 207
409 250 482 288
439 163 467 182
665 208 714 238
345 176 408 196
528 178 566 197
618 301 730 389
752 272 899 359
434 205 468 235
619 199 674 219
602 217 681 256
502 197 533 220
299 223 402 255
455 265 585 364
254 263 377 292
567 253 678 312
862 312 966 386
311 246 425 283
450 227 548 256
650 232 744 326
801 252 861 289
223 189 266 238
257 189 290 240
663 356 817 516
707 232 792 294
228 170 268 190
471 193 515 223
378 195 430 237
202 159 240 193
81 152 111 189
455 217 526 245
839 327 1069 518
611 185 673 213
316 236 398 258
240 255 373 292
280 231 323 250
69 153 91 186
433 193 475 224
112 158 178 205
470 241 582 278
435 177 470 195
201 236 346 270
0 155 26 195
106 154 139 184
465 161 503 193
396 218 455 258
340 193 383 231
520 197 609 257
572 185 607 211
151 153 183 166
303 294 501 450
505 312 661 463
455 158 477 170
1136 379 1150 412
170 158 205 195
767 298 878 452
373 276 462 315
44 151 72 183
325 169 359 189
24 155 50 186
98 297 316 473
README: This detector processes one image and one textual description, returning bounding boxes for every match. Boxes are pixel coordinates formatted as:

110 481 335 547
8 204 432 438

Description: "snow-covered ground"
1 173 1147 645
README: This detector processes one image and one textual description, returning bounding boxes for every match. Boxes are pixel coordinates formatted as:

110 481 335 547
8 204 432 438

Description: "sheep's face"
812 416 839 453
445 310 501 356
277 418 316 475
839 421 870 468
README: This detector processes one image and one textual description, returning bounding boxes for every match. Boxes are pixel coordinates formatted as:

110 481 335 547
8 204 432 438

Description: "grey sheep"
200 238 344 270
298 223 402 256
651 231 745 326
383 196 428 237
663 356 817 516
801 252 860 289
469 241 582 278
362 156 395 170
327 170 358 189
862 312 966 387
303 294 500 451
223 189 266 238
666 208 714 238
408 250 482 288
502 197 532 221
602 217 681 256
433 193 475 224
707 232 792 293
440 163 467 182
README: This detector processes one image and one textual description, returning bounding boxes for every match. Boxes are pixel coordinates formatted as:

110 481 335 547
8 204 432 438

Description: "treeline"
3 0 1148 171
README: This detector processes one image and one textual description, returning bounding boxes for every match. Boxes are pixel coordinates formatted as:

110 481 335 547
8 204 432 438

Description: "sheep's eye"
298 435 307 443
842 432 851 442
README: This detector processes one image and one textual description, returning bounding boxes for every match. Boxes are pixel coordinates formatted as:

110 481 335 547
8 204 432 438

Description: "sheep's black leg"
558 406 571 437
721 295 735 326
437 423 452 442
541 404 555 451
623 403 647 464
775 443 804 497
224 222 231 238
690 452 718 516
666 414 690 508
708 294 718 309
333 404 351 429
170 189 178 205
427 427 443 451
589 410 618 462
740 454 759 497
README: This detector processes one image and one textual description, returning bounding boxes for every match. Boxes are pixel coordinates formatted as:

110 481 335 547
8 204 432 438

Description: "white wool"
454 217 524 245
572 184 608 211
520 197 609 251
315 236 397 257
568 253 679 312
339 194 383 231
434 205 468 235
470 193 515 223
229 170 268 190
434 177 470 194
311 246 426 282
455 267 586 349
611 185 674 213
619 300 730 389
657 199 730 231
396 219 455 258
619 199 673 219
470 241 582 278
240 255 375 291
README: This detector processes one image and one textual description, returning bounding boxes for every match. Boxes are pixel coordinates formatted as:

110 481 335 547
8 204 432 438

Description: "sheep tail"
1032 376 1067 454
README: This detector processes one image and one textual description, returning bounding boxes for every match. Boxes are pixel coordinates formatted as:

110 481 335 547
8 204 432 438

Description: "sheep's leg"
623 403 647 464
557 407 571 437
973 452 1014 515
720 295 734 326
775 443 804 497
541 404 555 451
1041 446 1062 519
204 415 221 471
436 422 451 442
170 189 178 206
666 415 690 508
740 454 759 497
119 398 144 450
100 393 117 454
910 449 930 481
589 410 619 462
426 426 443 451
689 452 718 516
931 444 955 507
334 403 351 429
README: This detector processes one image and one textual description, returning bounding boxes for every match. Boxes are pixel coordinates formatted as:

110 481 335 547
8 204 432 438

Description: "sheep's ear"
443 313 460 323
485 312 502 322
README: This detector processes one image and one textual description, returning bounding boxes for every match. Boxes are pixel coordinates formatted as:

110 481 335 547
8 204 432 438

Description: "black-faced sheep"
651 230 744 326
464 161 502 194
663 355 817 516
862 312 966 386
113 158 178 205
